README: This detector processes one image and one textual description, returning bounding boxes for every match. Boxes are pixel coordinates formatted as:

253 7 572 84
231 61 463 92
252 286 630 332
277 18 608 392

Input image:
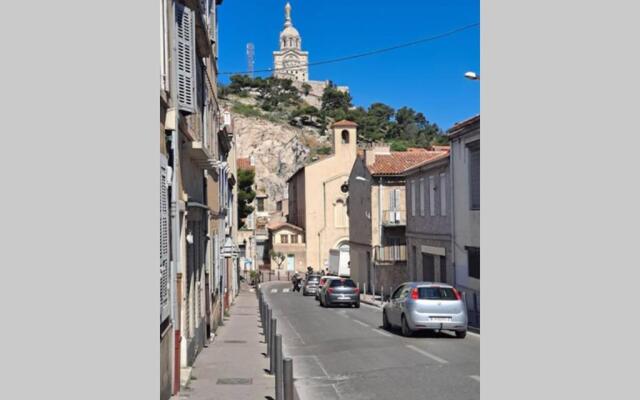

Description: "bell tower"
273 2 309 82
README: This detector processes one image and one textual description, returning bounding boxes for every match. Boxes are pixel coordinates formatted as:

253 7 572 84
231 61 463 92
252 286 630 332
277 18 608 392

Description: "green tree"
237 168 256 228
269 250 287 270
321 84 352 117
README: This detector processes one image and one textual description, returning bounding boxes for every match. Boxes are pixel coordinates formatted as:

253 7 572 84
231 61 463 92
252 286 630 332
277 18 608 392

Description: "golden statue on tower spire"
285 2 292 26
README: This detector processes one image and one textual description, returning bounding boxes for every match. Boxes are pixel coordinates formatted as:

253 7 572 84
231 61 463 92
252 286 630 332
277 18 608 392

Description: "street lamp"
464 71 480 81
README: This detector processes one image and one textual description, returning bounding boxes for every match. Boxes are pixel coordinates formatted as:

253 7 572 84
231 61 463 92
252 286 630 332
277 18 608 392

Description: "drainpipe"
166 0 182 394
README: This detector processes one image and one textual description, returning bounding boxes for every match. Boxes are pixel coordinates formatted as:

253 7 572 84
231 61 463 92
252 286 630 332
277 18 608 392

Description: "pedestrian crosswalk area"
270 288 291 294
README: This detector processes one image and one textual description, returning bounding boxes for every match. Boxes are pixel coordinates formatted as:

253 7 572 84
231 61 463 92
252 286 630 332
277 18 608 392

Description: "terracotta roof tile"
368 150 449 176
332 120 358 128
268 221 304 232
237 157 253 171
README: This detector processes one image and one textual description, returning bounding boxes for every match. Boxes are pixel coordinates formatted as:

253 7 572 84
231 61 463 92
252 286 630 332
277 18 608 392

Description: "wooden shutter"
469 144 480 209
160 156 170 323
394 189 400 212
389 188 395 210
429 176 436 216
175 3 195 112
440 173 447 216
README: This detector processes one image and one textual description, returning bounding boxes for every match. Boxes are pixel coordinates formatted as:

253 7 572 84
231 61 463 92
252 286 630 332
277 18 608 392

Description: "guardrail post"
275 334 283 400
270 318 277 374
283 357 294 400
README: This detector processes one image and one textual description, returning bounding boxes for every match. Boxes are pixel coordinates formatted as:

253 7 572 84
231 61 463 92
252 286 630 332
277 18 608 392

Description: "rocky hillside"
224 94 331 210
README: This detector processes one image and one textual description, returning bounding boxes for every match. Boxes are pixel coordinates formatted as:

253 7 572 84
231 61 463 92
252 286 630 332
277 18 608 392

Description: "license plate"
430 316 451 321
338 296 349 299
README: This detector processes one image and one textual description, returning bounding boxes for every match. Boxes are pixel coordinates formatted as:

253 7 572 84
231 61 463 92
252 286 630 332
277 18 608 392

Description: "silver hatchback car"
382 282 468 338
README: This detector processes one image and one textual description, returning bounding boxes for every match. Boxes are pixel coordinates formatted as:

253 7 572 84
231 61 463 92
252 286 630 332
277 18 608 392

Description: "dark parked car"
319 277 360 308
302 274 321 296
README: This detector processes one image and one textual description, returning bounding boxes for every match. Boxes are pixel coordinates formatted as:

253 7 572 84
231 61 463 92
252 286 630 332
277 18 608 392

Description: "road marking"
283 317 306 345
372 328 393 337
313 355 330 378
470 375 480 382
271 289 277 293
360 302 382 311
282 288 290 293
406 344 449 364
352 319 370 328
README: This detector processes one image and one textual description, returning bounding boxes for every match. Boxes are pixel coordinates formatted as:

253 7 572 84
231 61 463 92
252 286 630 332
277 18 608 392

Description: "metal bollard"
266 308 272 355
270 318 277 374
283 357 294 400
275 334 283 400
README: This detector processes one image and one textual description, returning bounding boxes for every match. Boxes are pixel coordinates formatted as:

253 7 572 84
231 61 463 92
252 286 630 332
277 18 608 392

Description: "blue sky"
217 0 479 131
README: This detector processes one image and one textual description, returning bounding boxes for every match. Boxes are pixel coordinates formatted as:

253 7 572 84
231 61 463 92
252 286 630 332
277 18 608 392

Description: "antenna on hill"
246 43 255 78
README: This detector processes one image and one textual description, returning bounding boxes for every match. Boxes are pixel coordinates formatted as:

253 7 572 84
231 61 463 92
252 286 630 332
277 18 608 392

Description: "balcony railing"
374 244 407 263
382 210 406 226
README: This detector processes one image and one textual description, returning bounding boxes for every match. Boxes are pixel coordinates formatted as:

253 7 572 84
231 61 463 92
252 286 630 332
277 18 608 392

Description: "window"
291 234 298 244
334 199 347 227
389 188 401 218
467 247 480 279
419 178 425 216
417 287 458 300
468 142 480 210
392 285 405 299
440 173 447 216
280 234 288 244
429 176 436 216
276 201 282 211
257 198 265 212
341 129 350 144
411 180 416 216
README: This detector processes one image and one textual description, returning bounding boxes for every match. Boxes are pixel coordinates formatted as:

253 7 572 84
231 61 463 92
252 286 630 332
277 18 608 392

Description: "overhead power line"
219 22 479 76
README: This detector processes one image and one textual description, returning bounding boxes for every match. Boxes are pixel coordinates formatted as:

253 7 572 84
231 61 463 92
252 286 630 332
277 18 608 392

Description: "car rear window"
417 287 458 300
307 276 320 282
330 279 356 288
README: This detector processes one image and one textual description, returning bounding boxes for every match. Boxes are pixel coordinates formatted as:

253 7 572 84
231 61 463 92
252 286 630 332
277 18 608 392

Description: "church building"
273 2 309 82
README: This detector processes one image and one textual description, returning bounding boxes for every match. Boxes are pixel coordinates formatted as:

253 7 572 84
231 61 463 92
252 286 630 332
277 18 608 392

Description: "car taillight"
411 288 419 300
327 288 334 294
354 288 360 294
452 288 461 300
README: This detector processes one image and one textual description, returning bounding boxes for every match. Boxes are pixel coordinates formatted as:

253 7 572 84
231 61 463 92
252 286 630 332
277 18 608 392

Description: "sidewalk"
177 282 274 400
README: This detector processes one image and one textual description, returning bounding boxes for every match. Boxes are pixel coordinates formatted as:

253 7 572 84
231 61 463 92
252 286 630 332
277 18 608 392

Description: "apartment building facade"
449 115 480 328
348 147 449 294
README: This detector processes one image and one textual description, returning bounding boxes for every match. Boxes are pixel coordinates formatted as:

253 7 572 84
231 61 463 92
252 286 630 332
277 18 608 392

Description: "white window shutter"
440 173 447 216
394 189 400 212
160 156 170 322
175 3 195 112
419 178 425 216
429 176 436 216
389 188 395 210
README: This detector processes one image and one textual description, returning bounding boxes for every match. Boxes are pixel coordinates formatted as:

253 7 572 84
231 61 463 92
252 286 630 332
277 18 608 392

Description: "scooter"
292 278 302 292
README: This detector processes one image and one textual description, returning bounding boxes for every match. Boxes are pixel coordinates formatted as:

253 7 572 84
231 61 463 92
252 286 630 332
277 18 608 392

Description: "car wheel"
401 315 413 337
354 302 360 308
382 310 391 329
455 330 467 339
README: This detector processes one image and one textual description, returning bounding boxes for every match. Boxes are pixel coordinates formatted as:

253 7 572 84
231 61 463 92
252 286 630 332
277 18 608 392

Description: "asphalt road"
262 281 480 400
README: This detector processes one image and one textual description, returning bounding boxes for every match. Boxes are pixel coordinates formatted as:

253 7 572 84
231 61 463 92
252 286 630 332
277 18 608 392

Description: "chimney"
365 144 390 166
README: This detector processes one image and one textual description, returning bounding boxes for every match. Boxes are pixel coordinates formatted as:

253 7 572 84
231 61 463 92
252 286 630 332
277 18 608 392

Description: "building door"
422 253 435 282
287 255 295 271
439 256 447 283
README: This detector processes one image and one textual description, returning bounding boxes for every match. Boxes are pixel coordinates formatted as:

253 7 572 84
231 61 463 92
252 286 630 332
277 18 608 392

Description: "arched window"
341 129 350 144
334 199 348 228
